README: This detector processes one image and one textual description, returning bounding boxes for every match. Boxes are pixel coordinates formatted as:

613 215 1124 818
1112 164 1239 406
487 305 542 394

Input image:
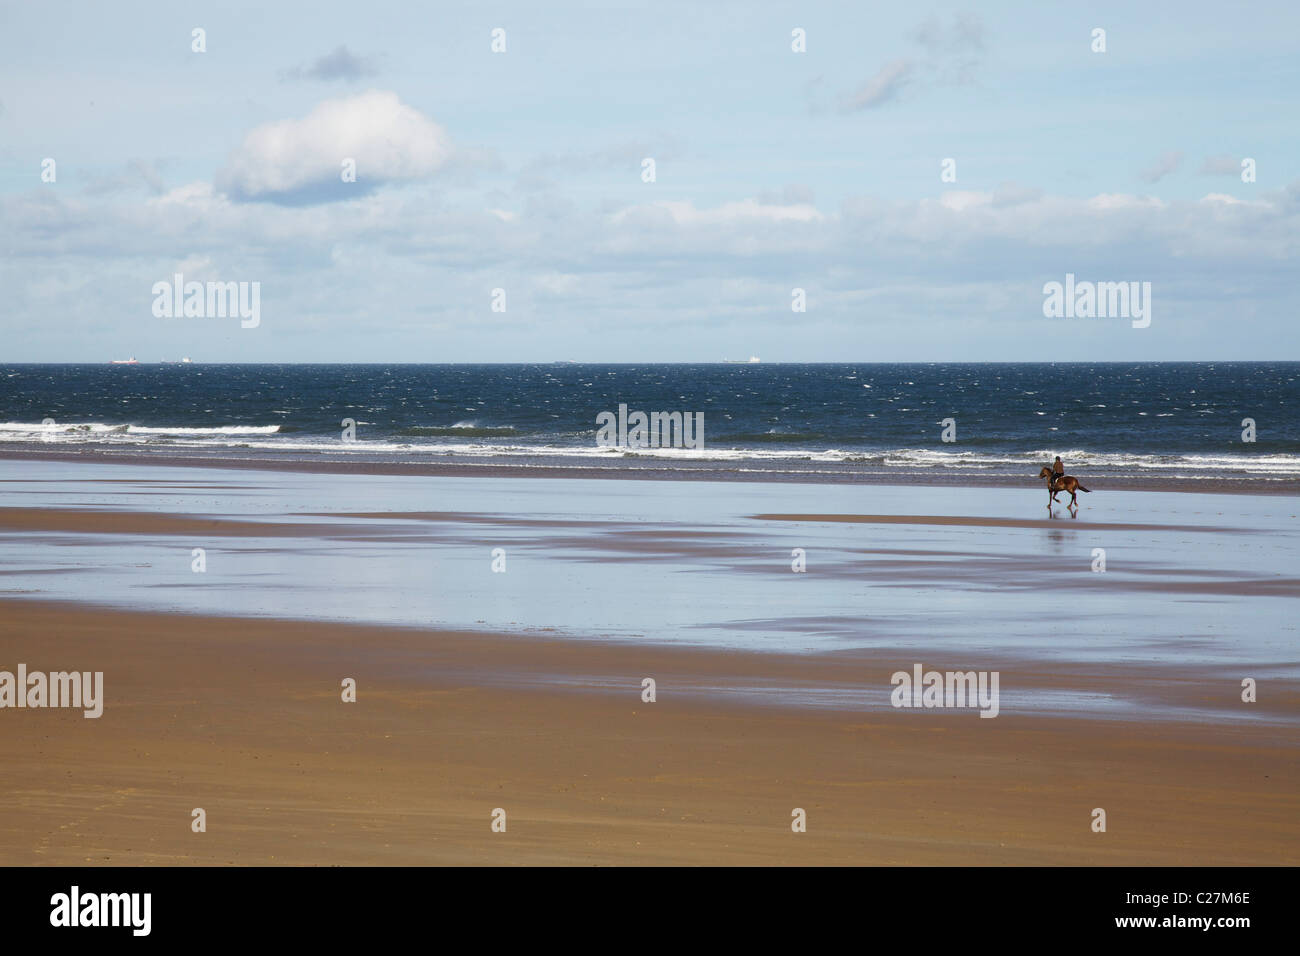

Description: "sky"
0 0 1297 362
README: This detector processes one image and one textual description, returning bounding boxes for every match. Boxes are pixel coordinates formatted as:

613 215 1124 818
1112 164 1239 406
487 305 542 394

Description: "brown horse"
1038 465 1091 509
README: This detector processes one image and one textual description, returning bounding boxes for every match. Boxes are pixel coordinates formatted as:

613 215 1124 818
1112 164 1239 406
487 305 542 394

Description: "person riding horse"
1038 457 1090 509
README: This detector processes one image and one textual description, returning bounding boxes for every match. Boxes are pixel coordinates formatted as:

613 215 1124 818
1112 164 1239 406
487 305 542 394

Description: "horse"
1038 465 1091 509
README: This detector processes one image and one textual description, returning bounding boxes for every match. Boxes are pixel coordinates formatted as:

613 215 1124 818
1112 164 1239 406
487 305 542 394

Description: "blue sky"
1 0 1297 361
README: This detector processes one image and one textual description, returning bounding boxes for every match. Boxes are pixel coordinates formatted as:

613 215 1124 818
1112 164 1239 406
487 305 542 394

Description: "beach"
1 455 1296 865
4 0 1300 892
2 602 1295 866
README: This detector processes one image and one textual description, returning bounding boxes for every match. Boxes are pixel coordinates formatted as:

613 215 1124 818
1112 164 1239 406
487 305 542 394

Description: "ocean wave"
165 441 1300 474
399 425 519 437
717 430 827 443
0 421 281 438
2 422 1297 476
126 425 282 435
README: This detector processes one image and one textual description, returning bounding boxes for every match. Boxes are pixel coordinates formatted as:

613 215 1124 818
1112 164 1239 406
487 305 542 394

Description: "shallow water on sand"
1 459 1297 720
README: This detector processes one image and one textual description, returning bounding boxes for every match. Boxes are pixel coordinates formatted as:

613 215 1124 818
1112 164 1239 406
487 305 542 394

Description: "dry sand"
2 601 1295 866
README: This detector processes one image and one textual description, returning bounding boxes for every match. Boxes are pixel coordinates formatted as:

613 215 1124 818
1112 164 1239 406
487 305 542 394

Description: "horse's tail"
1078 484 1091 493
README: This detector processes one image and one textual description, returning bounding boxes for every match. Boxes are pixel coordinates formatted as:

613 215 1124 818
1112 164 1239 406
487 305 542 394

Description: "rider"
1051 456 1065 489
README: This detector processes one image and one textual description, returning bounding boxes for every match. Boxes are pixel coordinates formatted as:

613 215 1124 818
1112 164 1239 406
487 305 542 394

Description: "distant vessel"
110 357 138 365
161 357 193 364
723 356 761 364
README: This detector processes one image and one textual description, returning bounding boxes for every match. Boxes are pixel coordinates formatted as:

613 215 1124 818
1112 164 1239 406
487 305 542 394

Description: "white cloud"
1199 155 1241 176
612 199 824 226
1087 193 1166 211
838 13 986 112
215 91 451 203
173 254 213 275
537 272 580 295
1198 192 1269 208
149 181 220 209
1138 150 1183 184
842 59 913 111
937 191 991 212
5 175 1297 361
282 45 381 82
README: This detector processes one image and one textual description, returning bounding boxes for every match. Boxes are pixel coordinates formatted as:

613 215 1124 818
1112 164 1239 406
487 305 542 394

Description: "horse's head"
1037 466 1054 480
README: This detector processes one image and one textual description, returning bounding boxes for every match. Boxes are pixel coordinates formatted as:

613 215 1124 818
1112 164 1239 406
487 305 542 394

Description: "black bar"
2 866 1287 941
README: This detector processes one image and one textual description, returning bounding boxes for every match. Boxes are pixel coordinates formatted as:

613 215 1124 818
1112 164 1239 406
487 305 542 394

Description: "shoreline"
2 446 1296 495
2 601 1296 865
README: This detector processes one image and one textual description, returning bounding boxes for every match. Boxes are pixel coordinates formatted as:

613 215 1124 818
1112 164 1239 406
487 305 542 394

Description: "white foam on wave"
0 421 281 439
162 439 1300 475
127 425 281 435
2 423 1297 476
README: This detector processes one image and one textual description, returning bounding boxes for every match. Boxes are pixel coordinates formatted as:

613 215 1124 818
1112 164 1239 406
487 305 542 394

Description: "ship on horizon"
723 356 761 364
110 357 138 365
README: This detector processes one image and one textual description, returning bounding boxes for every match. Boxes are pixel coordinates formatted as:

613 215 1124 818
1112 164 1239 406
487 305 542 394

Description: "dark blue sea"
2 363 1297 484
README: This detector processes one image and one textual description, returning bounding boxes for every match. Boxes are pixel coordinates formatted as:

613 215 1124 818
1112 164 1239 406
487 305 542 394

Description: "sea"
2 362 1298 485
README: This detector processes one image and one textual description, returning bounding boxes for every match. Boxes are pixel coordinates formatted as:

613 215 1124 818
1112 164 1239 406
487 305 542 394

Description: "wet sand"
0 505 1250 537
1 601 1296 866
3 461 1298 709
2 459 1296 865
751 513 1251 533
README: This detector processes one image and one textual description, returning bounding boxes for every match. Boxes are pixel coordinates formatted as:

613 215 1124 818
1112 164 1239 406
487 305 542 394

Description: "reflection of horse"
1038 465 1091 510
